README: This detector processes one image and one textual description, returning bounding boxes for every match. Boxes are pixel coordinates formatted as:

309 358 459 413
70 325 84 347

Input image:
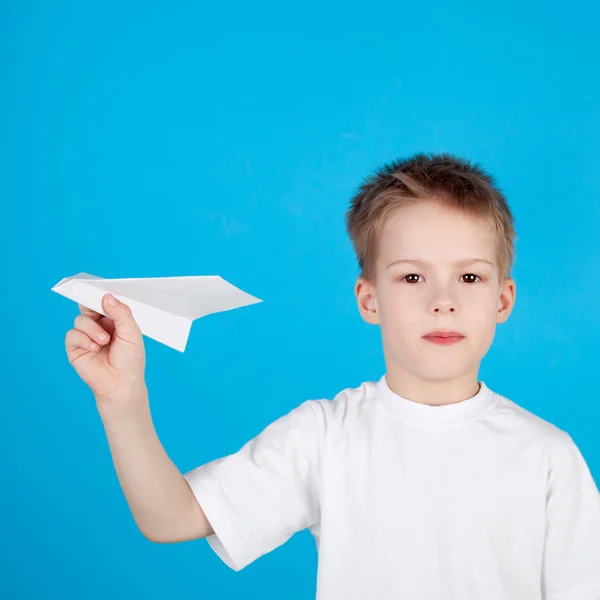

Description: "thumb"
102 294 142 343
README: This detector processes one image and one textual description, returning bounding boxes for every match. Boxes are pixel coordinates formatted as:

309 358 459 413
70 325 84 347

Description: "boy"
65 152 600 599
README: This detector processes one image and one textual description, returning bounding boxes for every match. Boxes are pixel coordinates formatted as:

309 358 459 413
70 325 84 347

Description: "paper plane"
51 272 263 352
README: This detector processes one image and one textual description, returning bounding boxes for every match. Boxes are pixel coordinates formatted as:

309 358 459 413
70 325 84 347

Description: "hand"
65 293 147 406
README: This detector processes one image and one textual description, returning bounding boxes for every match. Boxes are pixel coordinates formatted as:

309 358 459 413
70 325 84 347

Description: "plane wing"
51 272 262 352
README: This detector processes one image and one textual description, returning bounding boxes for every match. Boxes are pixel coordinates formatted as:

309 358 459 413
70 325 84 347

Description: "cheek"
379 292 420 326
381 308 422 347
466 304 498 347
379 283 419 309
462 288 497 315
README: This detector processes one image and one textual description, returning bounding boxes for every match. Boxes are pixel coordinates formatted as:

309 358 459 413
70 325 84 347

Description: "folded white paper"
51 272 263 352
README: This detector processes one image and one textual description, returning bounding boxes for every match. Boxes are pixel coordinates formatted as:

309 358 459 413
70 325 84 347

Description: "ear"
355 276 380 325
497 277 516 324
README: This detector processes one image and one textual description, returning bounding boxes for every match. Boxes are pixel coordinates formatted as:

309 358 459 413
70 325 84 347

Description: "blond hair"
344 152 517 284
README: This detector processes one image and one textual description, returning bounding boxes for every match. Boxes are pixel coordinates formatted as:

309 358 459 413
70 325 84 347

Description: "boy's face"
355 201 516 384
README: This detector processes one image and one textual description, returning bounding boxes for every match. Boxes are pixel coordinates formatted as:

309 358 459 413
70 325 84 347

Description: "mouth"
423 330 464 338
423 336 464 346
422 331 465 346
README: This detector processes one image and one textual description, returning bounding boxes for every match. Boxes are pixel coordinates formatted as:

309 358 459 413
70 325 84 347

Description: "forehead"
379 203 495 262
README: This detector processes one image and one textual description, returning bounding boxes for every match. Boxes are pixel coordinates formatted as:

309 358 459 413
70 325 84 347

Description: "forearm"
97 387 196 542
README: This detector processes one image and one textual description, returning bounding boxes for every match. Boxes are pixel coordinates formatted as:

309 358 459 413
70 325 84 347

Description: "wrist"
95 383 150 420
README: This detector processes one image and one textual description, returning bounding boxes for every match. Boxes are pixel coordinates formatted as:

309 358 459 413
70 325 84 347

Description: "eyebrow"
386 258 495 270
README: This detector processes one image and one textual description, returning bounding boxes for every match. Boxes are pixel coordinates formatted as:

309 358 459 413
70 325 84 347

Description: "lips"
423 331 465 346
423 330 464 339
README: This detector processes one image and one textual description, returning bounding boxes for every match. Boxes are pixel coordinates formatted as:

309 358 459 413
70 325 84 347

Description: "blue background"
2 1 599 598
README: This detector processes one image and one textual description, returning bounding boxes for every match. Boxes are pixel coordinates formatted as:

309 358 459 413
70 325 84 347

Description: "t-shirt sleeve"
182 399 322 571
542 430 600 600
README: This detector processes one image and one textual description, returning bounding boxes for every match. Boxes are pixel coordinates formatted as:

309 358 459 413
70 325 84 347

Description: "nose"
431 299 457 315
428 280 460 315
434 305 455 314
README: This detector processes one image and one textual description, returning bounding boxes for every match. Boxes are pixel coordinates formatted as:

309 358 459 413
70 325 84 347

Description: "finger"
101 294 142 343
76 306 116 337
78 304 103 322
74 314 112 346
66 328 102 353
98 315 116 337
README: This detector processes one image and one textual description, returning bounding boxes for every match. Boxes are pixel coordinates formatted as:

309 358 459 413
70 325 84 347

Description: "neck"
384 363 481 407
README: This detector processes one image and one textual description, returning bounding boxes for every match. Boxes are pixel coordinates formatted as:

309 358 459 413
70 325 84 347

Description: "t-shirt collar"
375 374 496 425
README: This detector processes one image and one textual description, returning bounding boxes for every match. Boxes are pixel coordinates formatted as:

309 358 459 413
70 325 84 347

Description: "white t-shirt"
183 375 600 599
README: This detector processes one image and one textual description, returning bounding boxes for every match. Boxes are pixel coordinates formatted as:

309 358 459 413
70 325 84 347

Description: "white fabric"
183 375 600 599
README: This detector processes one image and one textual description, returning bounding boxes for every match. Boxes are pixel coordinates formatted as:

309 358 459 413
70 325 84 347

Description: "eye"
399 274 423 283
398 273 482 284
460 273 481 283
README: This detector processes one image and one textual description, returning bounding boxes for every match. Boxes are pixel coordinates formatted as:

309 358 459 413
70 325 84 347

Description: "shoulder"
255 379 374 441
305 378 377 428
490 388 572 450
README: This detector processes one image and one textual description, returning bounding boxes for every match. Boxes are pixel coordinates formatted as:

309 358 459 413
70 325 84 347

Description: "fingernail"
90 342 98 349
108 295 117 306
